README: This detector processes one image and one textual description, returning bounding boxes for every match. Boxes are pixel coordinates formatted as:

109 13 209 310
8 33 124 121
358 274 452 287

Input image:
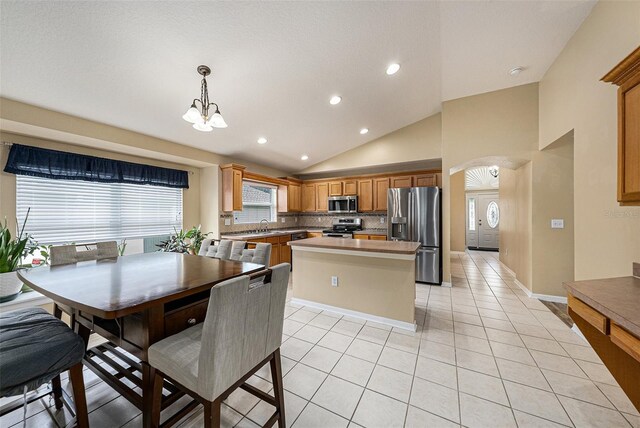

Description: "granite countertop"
288 237 420 255
358 229 387 236
564 275 640 338
221 228 324 240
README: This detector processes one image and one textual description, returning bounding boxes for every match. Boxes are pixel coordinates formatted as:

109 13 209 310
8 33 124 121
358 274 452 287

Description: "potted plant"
0 209 38 302
156 226 210 255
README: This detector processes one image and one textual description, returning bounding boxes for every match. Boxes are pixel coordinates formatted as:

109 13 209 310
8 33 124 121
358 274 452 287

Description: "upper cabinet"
278 178 302 212
302 183 316 212
220 164 246 212
343 180 357 196
357 179 373 212
316 183 329 212
373 178 389 211
390 175 413 188
602 46 640 206
329 181 343 196
414 173 438 187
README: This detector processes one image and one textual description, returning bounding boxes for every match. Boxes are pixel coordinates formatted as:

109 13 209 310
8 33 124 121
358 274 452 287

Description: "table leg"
142 362 157 428
74 319 91 352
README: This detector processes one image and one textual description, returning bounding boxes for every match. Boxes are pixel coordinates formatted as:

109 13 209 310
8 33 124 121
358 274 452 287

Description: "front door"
466 192 499 250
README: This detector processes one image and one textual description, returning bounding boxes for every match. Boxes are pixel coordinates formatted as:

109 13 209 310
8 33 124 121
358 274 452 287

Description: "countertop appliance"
322 217 362 238
328 196 358 214
388 187 442 284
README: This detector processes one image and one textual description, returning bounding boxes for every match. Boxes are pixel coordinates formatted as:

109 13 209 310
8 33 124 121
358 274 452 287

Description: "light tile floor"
2 251 639 427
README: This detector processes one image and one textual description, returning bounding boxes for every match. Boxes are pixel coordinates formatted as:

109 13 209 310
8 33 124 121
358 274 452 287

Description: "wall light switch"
281 218 286 223
331 276 338 287
380 217 385 224
295 218 298 223
318 217 322 222
551 219 564 229
224 218 231 226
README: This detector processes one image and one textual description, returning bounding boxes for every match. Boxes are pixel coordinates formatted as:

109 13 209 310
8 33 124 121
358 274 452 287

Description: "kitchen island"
289 237 420 331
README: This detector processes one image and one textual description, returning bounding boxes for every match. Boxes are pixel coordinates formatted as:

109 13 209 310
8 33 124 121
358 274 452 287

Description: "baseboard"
513 278 533 297
532 293 568 304
450 251 466 256
290 298 417 332
441 281 452 288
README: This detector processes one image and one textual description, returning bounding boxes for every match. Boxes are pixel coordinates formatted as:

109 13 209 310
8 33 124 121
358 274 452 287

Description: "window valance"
3 144 189 189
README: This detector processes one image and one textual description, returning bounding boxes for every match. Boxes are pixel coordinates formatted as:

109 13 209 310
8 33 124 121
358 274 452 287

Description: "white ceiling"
0 1 594 173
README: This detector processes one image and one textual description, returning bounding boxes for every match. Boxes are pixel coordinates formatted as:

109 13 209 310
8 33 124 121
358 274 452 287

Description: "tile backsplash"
219 213 387 235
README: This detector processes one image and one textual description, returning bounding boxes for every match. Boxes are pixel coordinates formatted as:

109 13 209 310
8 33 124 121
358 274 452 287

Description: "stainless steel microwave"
328 196 358 213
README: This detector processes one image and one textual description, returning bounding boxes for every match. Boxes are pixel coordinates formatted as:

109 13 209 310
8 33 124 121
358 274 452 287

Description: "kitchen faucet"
259 219 269 233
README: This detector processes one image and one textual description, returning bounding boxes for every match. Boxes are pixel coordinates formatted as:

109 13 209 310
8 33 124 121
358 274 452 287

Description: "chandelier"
182 65 227 132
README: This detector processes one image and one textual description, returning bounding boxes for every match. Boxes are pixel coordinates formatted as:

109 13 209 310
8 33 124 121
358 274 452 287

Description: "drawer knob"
187 318 197 325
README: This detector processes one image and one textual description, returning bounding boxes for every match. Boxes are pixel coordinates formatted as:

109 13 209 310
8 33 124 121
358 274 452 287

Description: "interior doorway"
466 192 500 250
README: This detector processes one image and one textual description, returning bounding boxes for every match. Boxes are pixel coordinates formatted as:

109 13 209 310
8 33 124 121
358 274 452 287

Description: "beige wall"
441 83 539 285
499 164 533 291
450 171 466 252
0 132 201 234
539 1 640 280
299 114 442 174
531 135 574 296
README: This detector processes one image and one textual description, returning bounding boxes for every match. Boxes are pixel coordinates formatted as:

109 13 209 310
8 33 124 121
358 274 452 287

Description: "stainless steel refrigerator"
388 187 442 284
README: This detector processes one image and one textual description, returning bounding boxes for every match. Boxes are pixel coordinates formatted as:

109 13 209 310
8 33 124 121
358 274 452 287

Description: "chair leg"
150 372 164 428
68 363 89 428
270 348 286 428
204 397 222 428
51 375 64 410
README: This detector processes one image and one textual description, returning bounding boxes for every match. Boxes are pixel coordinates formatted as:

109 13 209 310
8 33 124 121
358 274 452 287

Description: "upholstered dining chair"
198 239 235 259
236 242 272 266
148 263 290 428
0 308 89 428
49 241 119 327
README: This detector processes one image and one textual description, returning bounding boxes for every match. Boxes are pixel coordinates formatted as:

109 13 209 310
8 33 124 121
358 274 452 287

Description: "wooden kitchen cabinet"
414 173 438 187
316 182 329 212
220 164 246 212
390 176 413 188
373 178 389 211
602 46 640 205
302 183 316 212
357 179 373 212
369 235 387 241
307 232 323 238
353 234 369 240
343 180 357 195
329 181 343 196
279 235 292 264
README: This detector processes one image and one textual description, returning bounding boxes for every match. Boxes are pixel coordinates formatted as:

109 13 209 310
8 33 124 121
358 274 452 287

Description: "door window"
468 198 476 231
486 201 500 228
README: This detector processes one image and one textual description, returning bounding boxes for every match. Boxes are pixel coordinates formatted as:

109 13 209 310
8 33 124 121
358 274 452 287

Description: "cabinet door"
302 184 316 212
390 176 413 188
343 180 357 195
233 170 243 211
369 235 387 241
358 179 373 212
353 234 369 240
316 183 329 212
414 173 437 187
374 178 389 211
270 243 280 266
619 81 640 204
289 184 301 212
280 243 292 264
329 181 343 196
308 232 323 238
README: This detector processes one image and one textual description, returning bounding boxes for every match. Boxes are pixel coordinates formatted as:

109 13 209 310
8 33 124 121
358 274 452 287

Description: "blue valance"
3 144 189 189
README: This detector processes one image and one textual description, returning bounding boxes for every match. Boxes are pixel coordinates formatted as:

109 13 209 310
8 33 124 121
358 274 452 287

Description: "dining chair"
237 242 272 267
0 307 89 428
198 239 234 259
49 241 119 327
148 263 290 428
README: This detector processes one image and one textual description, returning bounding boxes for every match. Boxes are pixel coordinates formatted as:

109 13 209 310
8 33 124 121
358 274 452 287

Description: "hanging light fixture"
182 65 227 132
488 165 499 178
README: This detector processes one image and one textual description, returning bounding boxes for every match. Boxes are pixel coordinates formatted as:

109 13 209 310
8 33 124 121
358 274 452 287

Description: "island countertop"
288 237 420 255
564 275 640 337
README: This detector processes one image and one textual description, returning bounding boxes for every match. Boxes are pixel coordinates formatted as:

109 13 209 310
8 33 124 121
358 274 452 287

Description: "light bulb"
301 155 309 161
360 128 369 135
329 96 342 105
257 137 267 144
386 63 400 75
182 105 201 123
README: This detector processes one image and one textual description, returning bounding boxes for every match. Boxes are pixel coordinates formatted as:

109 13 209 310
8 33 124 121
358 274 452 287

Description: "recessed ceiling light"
301 155 309 161
257 137 267 145
386 63 400 75
509 67 524 76
329 95 342 105
360 128 369 135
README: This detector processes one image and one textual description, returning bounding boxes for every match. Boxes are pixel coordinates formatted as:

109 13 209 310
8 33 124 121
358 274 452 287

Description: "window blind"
16 175 183 244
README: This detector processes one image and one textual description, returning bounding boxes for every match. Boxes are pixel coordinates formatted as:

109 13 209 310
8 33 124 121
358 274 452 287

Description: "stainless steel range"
322 217 362 238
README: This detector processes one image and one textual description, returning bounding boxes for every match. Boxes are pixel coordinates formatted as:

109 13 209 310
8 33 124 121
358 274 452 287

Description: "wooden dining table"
17 252 266 428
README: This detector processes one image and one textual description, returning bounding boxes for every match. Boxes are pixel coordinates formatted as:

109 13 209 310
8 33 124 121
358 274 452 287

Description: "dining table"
17 251 266 428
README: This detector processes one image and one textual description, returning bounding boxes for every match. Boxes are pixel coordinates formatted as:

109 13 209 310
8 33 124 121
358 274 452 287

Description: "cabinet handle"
187 318 197 325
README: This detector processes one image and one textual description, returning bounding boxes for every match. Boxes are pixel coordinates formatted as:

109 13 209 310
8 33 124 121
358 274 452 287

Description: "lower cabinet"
307 232 323 238
353 234 387 241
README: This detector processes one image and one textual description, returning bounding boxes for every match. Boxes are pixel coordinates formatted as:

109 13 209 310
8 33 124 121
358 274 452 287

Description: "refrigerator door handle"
408 192 413 241
419 248 437 253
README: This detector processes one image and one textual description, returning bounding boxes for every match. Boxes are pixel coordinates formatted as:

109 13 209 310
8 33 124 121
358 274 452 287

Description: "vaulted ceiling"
0 1 595 172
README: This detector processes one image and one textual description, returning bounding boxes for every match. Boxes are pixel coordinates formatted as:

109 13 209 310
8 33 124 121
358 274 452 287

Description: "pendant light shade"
182 65 227 131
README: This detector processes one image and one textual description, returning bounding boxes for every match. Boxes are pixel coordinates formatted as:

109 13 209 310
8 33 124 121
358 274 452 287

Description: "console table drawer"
164 300 208 337
611 323 640 363
568 294 608 334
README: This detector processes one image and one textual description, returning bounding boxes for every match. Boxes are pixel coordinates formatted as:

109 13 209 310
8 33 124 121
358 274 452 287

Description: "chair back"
198 239 216 256
229 241 247 261
197 263 290 401
239 243 271 267
199 239 235 260
50 241 118 266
